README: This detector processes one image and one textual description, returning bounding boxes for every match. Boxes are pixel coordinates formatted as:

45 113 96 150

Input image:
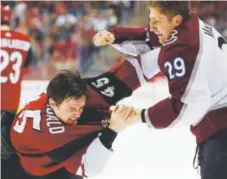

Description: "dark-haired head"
47 70 87 124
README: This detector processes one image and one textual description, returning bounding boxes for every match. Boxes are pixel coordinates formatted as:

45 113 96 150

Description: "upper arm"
110 26 147 43
111 26 160 47
23 47 33 68
84 59 145 107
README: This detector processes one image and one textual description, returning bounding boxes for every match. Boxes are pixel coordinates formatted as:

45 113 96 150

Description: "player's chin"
159 36 165 44
66 119 78 125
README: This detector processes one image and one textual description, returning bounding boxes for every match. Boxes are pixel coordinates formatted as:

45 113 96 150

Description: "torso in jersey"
1 30 31 110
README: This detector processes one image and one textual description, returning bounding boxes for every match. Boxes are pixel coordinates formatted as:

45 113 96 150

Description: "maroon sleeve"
142 97 184 128
110 26 160 47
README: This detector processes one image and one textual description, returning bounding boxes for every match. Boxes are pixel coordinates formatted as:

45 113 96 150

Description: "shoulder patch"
163 30 178 46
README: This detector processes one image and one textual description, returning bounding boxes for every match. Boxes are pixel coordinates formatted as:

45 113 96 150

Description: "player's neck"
1 25 10 31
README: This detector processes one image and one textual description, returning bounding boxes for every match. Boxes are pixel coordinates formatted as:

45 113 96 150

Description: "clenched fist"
110 105 142 126
108 105 136 133
93 30 115 46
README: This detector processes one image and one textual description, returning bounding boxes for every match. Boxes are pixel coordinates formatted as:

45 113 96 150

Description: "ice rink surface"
21 79 200 179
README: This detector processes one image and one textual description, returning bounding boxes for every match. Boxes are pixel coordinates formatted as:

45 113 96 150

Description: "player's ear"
49 98 56 108
173 14 182 27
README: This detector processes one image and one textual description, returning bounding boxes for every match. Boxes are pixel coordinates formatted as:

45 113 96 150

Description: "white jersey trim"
168 19 227 127
126 57 147 85
144 109 155 128
140 48 161 79
169 20 211 127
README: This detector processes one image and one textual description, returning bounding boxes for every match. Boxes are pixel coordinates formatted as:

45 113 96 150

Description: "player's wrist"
99 127 117 149
141 109 146 123
108 123 125 133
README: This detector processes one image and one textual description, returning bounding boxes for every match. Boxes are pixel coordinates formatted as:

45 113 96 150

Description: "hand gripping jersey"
10 59 146 177
112 14 227 143
1 30 32 110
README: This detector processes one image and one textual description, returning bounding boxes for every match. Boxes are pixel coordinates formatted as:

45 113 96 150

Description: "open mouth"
157 33 163 38
68 118 78 124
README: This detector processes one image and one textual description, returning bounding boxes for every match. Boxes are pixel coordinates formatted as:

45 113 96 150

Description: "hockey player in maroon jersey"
10 53 147 179
1 5 34 179
93 2 227 179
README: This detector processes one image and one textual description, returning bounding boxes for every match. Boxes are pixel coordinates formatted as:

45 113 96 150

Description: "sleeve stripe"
126 57 147 85
168 20 206 128
144 109 155 128
110 41 150 57
168 104 188 127
210 102 227 111
181 26 204 104
140 48 161 79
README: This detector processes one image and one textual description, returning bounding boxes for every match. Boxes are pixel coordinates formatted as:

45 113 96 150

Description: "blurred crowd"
1 1 227 80
192 1 227 37
2 1 135 79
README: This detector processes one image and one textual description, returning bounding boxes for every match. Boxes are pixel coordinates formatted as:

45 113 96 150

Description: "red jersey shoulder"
24 93 48 110
1 30 31 53
1 30 31 43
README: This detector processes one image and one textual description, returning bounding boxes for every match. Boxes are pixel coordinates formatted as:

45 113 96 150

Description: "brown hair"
148 1 191 21
47 70 88 106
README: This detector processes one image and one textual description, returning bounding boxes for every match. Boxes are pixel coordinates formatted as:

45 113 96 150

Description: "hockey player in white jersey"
93 1 227 179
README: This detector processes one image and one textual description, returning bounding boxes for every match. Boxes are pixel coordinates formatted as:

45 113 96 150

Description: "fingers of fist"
110 105 140 125
93 30 115 46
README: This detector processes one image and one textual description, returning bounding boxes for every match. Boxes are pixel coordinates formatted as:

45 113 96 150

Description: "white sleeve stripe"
181 30 204 103
144 109 155 128
168 104 188 127
140 48 161 79
111 41 151 56
111 43 138 57
209 102 227 111
126 57 147 85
